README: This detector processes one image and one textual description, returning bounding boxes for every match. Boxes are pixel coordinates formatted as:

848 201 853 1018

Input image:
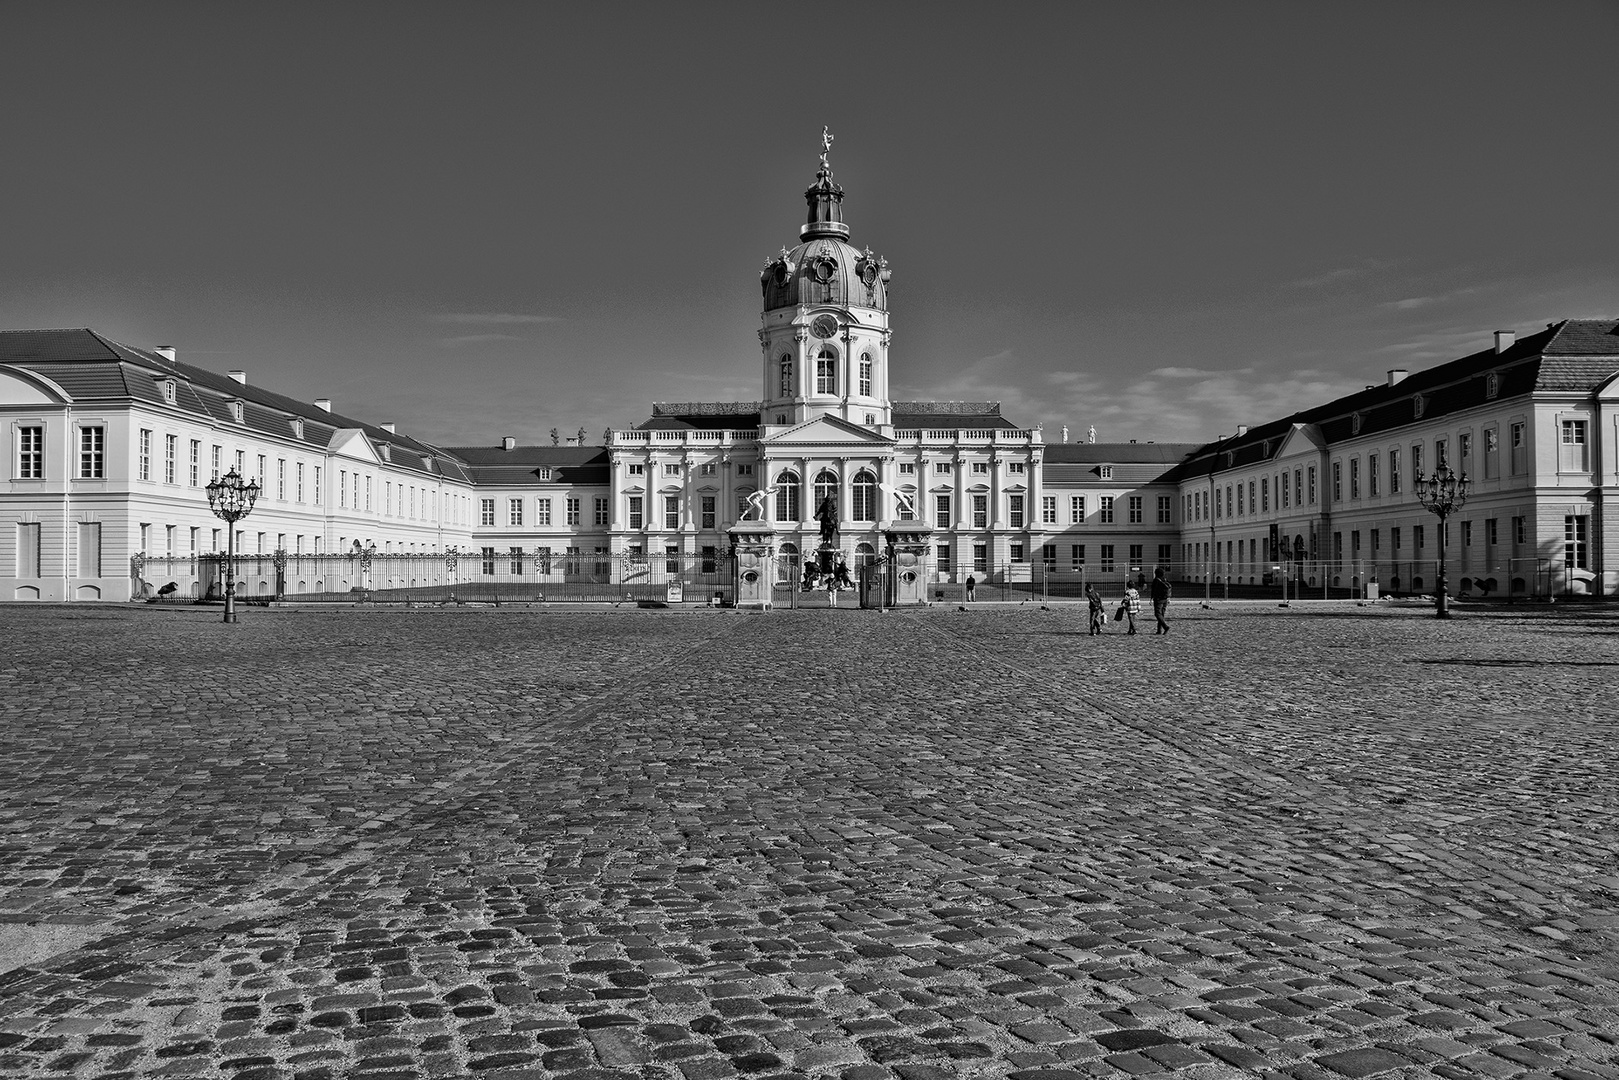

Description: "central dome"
761 238 889 312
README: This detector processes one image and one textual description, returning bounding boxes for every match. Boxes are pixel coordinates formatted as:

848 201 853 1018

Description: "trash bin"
1365 582 1379 601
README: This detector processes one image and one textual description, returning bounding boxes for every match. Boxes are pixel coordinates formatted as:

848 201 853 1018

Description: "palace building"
2 144 1615 603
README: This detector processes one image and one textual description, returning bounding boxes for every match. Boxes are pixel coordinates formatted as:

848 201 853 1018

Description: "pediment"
0 367 71 405
763 414 893 446
1274 423 1327 460
328 428 385 465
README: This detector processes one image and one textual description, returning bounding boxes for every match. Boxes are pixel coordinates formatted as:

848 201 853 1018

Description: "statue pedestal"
883 525 934 606
727 521 775 610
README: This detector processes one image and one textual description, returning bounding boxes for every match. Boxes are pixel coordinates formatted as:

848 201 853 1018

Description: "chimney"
154 346 176 363
313 398 331 412
502 436 516 451
381 422 396 434
1494 330 1515 354
228 370 247 385
1236 425 1248 437
1387 369 1408 386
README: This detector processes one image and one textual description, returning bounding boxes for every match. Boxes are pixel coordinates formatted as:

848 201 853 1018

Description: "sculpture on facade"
814 494 838 546
742 483 780 522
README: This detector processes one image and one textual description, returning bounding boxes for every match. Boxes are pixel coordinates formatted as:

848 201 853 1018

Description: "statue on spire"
819 126 833 174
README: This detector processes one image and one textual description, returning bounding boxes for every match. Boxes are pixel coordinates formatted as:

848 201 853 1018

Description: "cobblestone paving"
1 601 1617 1080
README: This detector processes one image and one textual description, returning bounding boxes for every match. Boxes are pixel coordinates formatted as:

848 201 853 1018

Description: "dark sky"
5 1 1616 446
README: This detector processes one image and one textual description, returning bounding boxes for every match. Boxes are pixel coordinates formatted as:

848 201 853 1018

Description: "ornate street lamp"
1414 463 1470 619
205 468 261 623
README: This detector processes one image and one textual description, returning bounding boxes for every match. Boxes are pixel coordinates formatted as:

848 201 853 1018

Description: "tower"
758 129 892 429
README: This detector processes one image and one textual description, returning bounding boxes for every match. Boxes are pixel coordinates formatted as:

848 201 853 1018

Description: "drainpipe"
62 403 72 601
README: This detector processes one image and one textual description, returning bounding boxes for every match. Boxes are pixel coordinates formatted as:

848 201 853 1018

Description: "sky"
4 0 1617 448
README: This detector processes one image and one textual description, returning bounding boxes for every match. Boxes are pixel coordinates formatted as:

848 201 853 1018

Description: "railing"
1170 556 1590 600
892 429 1041 443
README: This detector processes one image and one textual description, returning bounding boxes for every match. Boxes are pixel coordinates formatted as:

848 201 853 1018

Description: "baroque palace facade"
3 146 1616 602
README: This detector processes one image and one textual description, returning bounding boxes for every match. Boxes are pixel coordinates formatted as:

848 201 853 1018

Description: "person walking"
1122 579 1141 635
965 574 976 602
1086 583 1106 635
1150 567 1172 634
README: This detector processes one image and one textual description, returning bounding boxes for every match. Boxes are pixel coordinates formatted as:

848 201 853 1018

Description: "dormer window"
291 418 304 439
1485 372 1500 400
538 467 553 481
1099 465 1113 479
161 379 176 404
378 444 391 462
230 400 244 423
1351 412 1363 435
1413 394 1426 420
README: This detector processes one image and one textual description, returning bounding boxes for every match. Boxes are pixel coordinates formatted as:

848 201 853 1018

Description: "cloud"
1281 259 1396 290
439 333 524 346
433 312 563 325
1379 285 1479 312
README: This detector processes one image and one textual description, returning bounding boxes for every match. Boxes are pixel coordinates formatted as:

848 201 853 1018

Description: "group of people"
1086 568 1171 636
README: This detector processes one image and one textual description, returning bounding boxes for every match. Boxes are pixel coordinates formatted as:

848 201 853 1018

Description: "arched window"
816 346 837 394
779 356 792 397
813 470 838 513
778 541 798 584
855 542 875 568
859 354 872 396
775 471 800 522
851 470 876 521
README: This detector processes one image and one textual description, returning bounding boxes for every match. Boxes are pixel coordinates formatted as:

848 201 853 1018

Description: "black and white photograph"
2 2 1617 1077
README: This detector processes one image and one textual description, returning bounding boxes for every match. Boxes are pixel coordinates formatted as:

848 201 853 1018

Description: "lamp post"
1414 463 1469 619
205 467 261 623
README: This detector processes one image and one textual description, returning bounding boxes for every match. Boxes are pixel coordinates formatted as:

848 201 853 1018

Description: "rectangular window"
701 545 717 573
1560 420 1589 471
1459 431 1473 474
17 426 43 478
164 434 177 484
1157 495 1171 524
1261 478 1269 513
1007 462 1026 475
1010 543 1025 563
187 439 199 486
972 543 988 572
1510 422 1527 474
595 497 609 526
480 498 496 526
1352 457 1362 500
535 545 552 574
1390 526 1401 552
859 359 872 396
1332 461 1343 501
971 461 989 475
1294 468 1303 507
296 462 305 503
1042 543 1056 569
1486 518 1498 546
628 463 644 476
17 522 41 577
737 463 753 476
1041 495 1057 524
664 495 680 529
566 497 581 525
898 462 915 475
935 494 951 528
1128 543 1143 568
1565 515 1588 569
536 497 552 526
1513 516 1526 546
138 429 152 480
1128 495 1143 524
1367 453 1379 498
1483 428 1499 479
1307 465 1317 504
1388 448 1401 494
1411 443 1424 485
80 427 105 478
666 544 681 574
77 521 101 576
1071 544 1084 569
508 498 523 526
936 543 951 570
972 494 988 529
508 546 523 574
1008 494 1024 528
339 469 348 509
1100 544 1115 573
1100 496 1114 524
628 496 643 529
1157 543 1172 566
934 461 951 474
1413 524 1425 552
276 459 286 500
663 463 681 476
816 358 836 394
481 547 496 575
1071 495 1086 523
1461 520 1473 548
701 495 716 530
1435 437 1448 469
700 462 717 476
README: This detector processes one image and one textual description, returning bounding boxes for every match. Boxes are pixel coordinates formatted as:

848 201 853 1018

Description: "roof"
440 445 610 486
1166 319 1619 481
0 329 470 481
1044 442 1202 465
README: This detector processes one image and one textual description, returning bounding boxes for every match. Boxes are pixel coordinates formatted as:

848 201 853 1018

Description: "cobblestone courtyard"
1 602 1616 1080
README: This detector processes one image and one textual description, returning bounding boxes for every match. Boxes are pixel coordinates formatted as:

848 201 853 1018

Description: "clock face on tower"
809 314 839 339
